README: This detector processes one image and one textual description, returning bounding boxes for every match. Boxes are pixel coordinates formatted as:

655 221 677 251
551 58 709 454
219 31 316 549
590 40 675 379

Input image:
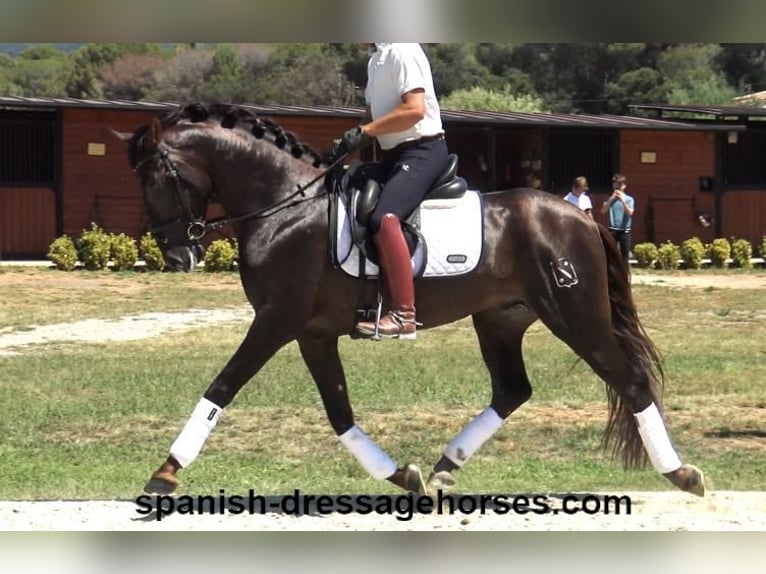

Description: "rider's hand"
338 125 373 156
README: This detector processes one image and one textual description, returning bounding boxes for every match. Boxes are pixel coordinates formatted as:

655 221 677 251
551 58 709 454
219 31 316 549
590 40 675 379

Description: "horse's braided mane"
161 102 328 168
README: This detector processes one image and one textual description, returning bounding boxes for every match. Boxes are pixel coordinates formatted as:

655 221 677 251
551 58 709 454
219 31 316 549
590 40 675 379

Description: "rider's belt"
386 133 445 154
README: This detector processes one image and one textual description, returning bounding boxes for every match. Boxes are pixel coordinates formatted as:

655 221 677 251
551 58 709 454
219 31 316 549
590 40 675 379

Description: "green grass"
0 269 764 499
0 267 246 329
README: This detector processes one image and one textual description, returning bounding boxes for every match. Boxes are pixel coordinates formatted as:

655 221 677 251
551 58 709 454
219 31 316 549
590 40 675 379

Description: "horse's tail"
597 224 665 470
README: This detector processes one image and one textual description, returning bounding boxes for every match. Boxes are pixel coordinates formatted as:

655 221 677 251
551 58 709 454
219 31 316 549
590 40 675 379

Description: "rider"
337 43 449 340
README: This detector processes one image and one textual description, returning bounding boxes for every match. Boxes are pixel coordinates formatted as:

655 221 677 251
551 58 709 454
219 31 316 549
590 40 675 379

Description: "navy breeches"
367 137 448 233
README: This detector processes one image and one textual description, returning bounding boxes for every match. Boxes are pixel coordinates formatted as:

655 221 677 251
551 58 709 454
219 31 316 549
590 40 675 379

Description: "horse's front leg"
143 308 298 495
297 335 427 495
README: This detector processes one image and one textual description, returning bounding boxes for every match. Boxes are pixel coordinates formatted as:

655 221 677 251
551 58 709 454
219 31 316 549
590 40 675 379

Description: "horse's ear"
109 128 134 144
148 117 163 150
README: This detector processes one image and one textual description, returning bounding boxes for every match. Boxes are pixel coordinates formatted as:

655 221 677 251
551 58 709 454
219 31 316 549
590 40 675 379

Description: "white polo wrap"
169 397 223 468
338 425 398 480
634 402 682 474
444 406 504 467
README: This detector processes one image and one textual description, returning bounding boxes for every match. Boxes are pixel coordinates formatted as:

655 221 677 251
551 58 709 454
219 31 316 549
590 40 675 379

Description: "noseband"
137 141 350 245
152 144 208 243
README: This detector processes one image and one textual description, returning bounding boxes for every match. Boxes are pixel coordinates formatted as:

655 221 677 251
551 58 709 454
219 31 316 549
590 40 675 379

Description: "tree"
197 44 248 102
9 58 69 96
145 49 214 102
65 43 165 99
657 44 736 105
440 85 549 113
719 43 766 94
604 67 667 114
325 43 368 104
17 44 65 61
99 54 168 101
250 44 356 106
422 43 495 98
474 43 537 96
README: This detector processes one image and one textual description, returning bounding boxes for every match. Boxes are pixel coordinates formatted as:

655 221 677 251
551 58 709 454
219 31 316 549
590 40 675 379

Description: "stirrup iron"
372 291 383 341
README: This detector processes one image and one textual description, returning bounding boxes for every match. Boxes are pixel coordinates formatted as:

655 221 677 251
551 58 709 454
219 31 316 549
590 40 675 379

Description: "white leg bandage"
634 402 682 474
444 407 504 467
169 397 223 468
338 425 398 480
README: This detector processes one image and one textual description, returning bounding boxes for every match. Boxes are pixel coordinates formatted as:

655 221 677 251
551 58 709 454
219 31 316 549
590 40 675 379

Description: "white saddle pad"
335 189 484 278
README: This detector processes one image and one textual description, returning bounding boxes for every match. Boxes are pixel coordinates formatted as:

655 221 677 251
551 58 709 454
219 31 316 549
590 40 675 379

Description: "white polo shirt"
365 43 444 151
564 191 593 212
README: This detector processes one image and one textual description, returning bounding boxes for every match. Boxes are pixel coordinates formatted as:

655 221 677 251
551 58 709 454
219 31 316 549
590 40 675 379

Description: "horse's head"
115 115 214 272
115 103 333 272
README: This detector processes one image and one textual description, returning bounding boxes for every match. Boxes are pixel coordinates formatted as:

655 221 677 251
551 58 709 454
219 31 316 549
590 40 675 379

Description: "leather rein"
138 142 348 243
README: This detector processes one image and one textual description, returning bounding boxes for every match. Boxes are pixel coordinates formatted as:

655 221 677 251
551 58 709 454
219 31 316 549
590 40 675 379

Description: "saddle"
333 154 468 266
327 153 483 282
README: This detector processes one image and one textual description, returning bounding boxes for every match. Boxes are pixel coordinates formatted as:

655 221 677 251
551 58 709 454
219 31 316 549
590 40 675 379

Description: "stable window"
547 129 617 194
0 111 56 186
722 127 766 187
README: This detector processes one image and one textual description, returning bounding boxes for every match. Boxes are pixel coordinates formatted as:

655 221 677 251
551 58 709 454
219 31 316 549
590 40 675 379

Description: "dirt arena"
1 490 764 530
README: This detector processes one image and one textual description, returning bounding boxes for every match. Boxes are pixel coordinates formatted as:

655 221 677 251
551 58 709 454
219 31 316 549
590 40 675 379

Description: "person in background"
563 176 593 219
601 173 635 261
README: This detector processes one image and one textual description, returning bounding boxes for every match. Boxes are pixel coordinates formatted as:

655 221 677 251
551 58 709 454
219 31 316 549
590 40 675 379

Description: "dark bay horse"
117 102 705 498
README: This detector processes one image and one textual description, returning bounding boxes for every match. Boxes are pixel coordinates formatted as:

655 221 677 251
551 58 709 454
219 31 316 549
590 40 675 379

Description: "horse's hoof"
143 471 179 496
426 470 456 496
401 464 428 495
664 464 706 497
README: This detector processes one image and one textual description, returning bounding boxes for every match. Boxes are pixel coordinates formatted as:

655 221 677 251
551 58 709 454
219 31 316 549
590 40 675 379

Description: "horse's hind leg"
298 335 426 494
529 250 704 497
559 328 704 496
428 305 537 494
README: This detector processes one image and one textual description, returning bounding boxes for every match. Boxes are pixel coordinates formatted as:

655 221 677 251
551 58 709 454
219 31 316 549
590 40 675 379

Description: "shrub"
76 222 111 271
139 233 165 271
730 238 753 269
203 239 237 272
633 242 658 269
707 237 731 268
759 235 766 260
680 237 705 269
47 235 79 271
657 241 681 270
109 233 138 271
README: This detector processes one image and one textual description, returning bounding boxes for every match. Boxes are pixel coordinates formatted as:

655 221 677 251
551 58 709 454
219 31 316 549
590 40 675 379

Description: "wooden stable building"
1 96 764 259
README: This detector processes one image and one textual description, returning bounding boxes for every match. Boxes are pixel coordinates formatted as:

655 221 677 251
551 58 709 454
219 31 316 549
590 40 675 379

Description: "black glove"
338 125 373 155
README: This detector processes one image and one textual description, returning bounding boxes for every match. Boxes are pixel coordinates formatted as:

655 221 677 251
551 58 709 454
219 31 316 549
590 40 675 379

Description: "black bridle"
140 142 348 245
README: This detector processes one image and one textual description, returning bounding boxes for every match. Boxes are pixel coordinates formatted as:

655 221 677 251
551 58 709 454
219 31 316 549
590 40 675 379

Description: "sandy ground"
1 490 764 531
630 272 766 290
0 306 253 356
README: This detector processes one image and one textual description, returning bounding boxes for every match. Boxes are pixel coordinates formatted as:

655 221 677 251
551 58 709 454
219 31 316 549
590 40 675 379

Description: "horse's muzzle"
161 244 205 273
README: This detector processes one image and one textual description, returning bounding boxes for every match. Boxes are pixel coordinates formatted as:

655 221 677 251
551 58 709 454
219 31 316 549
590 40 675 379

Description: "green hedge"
633 243 658 268
45 224 167 272
47 235 78 271
657 241 681 270
45 230 762 272
679 237 705 270
707 238 731 269
139 233 165 271
632 236 761 270
76 223 111 271
203 239 238 272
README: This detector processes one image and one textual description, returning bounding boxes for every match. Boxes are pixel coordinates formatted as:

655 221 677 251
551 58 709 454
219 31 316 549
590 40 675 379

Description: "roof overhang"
0 96 748 132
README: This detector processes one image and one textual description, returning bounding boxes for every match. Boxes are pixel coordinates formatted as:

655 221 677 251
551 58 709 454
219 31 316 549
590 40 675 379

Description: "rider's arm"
361 89 426 138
